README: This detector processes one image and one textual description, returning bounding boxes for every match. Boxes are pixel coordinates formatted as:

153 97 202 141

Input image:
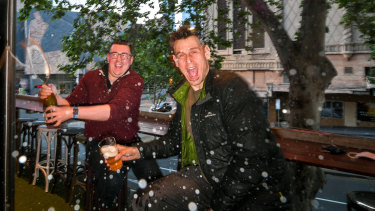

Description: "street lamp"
266 83 273 121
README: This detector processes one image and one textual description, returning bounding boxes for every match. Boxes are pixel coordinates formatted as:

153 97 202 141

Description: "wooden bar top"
16 95 375 177
278 138 375 177
272 127 375 177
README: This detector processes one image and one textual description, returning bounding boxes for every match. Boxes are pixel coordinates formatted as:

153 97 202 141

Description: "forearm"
76 104 110 121
56 94 70 106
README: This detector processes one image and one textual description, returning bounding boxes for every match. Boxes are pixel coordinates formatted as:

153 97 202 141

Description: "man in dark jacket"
116 26 293 211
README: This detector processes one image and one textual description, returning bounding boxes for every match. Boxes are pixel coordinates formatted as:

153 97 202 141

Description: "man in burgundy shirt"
40 40 162 210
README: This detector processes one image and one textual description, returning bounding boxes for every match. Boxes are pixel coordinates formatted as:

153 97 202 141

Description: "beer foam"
100 145 118 158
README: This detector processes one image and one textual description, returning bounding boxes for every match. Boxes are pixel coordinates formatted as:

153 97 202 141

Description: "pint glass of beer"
99 137 122 171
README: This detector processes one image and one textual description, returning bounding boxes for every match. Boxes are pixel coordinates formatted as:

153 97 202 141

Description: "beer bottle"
43 93 57 127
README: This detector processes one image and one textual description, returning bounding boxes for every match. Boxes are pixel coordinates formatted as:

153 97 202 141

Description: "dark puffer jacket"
136 70 292 210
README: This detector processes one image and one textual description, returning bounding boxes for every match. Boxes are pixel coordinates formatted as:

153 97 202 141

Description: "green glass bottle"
43 93 57 127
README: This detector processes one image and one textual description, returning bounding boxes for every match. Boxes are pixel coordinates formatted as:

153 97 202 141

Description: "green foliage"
18 0 253 95
334 0 375 61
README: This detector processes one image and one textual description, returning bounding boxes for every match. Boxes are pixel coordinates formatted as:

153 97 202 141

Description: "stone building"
208 0 375 127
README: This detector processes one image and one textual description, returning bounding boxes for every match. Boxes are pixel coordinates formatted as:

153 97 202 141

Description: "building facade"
208 0 375 127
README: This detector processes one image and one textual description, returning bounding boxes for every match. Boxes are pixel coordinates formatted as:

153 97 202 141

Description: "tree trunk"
242 0 337 210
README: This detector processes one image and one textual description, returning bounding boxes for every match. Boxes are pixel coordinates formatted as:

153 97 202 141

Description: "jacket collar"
171 69 214 105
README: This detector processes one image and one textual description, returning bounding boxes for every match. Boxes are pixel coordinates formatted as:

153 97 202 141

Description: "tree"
18 0 374 210
239 1 335 210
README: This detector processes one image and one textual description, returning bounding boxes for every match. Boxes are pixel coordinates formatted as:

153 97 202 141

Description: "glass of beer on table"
99 137 122 171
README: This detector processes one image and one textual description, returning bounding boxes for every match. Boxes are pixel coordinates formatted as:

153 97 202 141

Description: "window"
217 0 228 50
344 67 352 74
233 1 247 50
365 67 375 77
251 15 265 48
321 101 343 119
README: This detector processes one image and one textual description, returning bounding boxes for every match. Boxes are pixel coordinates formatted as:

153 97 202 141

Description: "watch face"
73 106 79 118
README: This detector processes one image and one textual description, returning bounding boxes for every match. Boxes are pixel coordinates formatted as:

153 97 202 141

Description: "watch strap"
73 106 79 119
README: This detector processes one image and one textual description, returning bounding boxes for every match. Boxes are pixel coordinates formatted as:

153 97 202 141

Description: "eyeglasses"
109 52 132 60
175 47 202 62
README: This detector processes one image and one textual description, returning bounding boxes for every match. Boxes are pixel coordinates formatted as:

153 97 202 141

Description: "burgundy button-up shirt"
66 68 143 144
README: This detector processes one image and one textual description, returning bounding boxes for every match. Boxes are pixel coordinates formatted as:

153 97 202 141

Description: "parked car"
151 102 172 112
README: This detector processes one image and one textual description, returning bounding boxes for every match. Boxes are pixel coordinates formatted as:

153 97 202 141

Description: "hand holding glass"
99 137 123 171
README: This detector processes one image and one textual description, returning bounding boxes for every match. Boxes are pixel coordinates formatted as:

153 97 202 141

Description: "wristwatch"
73 106 79 119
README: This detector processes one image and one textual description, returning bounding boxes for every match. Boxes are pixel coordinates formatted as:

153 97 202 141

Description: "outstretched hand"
115 145 141 161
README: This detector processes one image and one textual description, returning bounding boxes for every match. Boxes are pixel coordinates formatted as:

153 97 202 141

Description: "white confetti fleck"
261 171 268 178
280 195 287 203
18 155 27 164
289 69 297 76
138 179 147 189
306 119 314 126
12 151 19 158
188 202 197 211
149 190 154 197
48 174 53 181
74 205 80 210
206 159 212 165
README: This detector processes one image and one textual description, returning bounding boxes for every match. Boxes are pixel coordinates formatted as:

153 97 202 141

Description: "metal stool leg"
32 125 59 192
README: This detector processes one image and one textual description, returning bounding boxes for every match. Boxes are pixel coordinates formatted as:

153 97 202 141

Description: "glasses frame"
109 52 132 60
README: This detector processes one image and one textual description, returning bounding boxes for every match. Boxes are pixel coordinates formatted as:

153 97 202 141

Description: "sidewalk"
320 126 375 139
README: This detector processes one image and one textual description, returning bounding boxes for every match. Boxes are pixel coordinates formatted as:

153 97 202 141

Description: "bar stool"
50 127 85 202
32 124 61 192
69 134 88 204
15 117 37 176
347 191 375 211
24 120 46 183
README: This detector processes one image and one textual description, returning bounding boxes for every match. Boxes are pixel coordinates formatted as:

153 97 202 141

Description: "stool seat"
347 191 375 211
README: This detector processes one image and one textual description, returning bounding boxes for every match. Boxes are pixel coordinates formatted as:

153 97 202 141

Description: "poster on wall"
357 102 375 122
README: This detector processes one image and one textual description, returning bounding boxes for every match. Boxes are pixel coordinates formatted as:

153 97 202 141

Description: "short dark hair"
168 25 200 52
110 40 132 54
